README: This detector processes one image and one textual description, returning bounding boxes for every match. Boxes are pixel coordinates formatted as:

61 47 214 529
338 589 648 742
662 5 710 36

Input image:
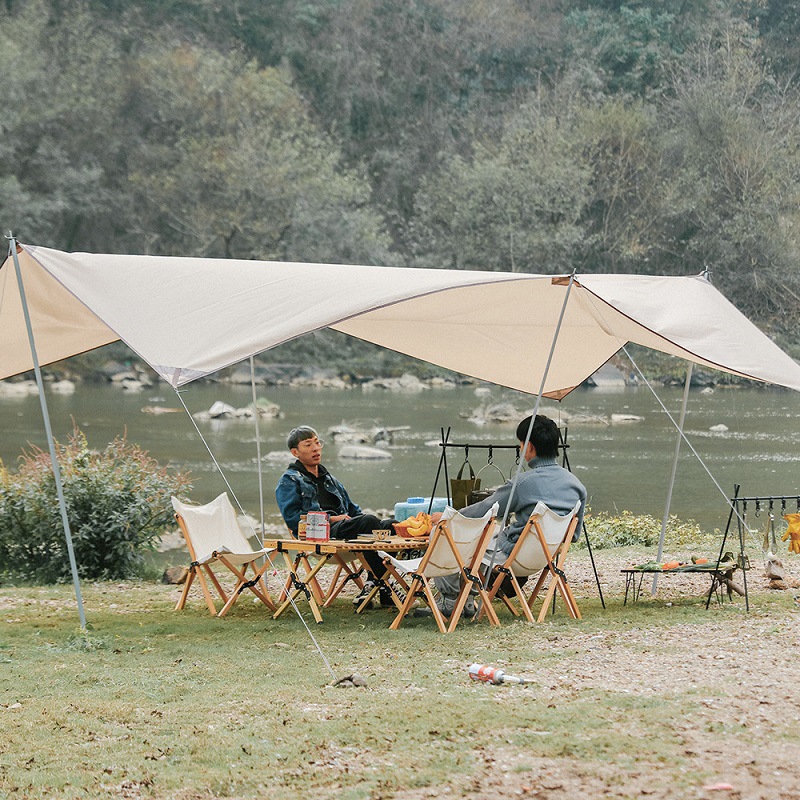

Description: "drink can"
306 511 329 541
468 663 505 684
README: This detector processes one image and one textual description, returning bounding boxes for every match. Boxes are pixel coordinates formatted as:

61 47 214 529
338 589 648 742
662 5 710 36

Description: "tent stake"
7 237 87 628
651 362 693 595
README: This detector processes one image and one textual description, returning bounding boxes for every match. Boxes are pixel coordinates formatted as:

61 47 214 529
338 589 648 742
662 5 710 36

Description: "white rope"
570 280 752 537
620 346 749 533
173 387 336 680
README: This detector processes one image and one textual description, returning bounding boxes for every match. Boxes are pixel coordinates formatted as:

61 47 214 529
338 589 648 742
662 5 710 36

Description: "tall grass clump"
575 509 714 550
0 427 191 583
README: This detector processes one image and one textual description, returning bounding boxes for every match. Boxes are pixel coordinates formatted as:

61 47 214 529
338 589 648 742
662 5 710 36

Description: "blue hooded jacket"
275 460 361 534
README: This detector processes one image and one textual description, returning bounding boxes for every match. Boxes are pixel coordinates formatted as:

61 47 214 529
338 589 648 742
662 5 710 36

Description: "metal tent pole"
481 274 577 582
8 236 87 628
651 361 693 595
249 355 265 537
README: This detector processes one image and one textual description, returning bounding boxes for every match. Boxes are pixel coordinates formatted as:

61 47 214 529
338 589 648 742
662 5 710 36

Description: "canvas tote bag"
450 458 480 510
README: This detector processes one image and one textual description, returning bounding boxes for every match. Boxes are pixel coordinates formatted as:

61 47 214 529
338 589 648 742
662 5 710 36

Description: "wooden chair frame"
384 505 500 633
484 501 581 623
172 494 277 617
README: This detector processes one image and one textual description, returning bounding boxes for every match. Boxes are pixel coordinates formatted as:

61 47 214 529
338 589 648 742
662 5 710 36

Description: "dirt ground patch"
388 552 800 800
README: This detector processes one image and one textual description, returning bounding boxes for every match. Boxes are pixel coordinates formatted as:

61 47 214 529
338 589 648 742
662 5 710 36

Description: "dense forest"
3 0 800 363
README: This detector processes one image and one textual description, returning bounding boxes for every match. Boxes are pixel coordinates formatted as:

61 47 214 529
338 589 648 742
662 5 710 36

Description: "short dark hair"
287 425 318 450
516 414 560 459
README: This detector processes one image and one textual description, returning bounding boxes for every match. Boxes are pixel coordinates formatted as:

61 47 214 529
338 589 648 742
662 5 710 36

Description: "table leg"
354 553 405 612
322 555 366 608
273 551 330 623
634 572 645 603
297 554 325 604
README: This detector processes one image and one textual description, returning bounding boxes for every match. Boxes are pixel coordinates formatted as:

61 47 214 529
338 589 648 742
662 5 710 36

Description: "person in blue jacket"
275 425 395 606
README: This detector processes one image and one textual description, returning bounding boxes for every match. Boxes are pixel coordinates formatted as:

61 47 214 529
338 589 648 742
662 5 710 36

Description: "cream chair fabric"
485 500 581 623
172 493 275 617
384 503 500 633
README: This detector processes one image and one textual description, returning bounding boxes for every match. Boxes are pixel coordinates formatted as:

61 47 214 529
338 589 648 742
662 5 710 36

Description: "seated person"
275 425 396 607
432 414 587 618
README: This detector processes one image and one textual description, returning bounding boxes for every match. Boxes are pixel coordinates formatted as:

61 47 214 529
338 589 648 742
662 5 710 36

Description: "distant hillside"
2 0 798 360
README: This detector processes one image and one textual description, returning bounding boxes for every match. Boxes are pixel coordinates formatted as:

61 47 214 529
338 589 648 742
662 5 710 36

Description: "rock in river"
338 445 392 460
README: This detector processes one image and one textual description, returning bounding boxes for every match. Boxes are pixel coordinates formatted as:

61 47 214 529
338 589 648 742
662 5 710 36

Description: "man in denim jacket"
275 425 395 606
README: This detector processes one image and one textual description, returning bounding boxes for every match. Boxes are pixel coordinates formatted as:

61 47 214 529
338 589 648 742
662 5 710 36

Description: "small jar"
298 515 307 540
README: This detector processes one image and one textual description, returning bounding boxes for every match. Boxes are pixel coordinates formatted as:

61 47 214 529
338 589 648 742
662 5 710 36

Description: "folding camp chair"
484 500 581 623
384 503 500 633
172 493 276 617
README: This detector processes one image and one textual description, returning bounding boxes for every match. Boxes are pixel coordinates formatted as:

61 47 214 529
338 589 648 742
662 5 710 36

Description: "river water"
1 381 799 532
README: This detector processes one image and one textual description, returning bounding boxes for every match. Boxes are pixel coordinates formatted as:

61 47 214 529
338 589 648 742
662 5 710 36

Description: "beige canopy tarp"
2 243 800 398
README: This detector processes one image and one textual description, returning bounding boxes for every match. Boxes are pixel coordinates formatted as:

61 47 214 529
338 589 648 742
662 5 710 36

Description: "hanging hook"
781 498 786 513
487 445 494 464
514 445 520 465
464 445 470 462
755 499 761 517
769 499 774 513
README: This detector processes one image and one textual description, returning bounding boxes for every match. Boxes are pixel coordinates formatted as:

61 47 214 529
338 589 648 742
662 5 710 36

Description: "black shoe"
379 587 394 608
353 581 376 608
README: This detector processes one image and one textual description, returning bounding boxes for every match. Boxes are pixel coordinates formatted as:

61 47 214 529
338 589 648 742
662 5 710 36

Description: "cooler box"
394 496 448 522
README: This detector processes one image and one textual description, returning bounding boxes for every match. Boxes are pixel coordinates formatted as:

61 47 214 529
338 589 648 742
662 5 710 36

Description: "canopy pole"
651 362 693 595
7 236 87 629
481 274 577 585
508 273 577 519
249 355 265 537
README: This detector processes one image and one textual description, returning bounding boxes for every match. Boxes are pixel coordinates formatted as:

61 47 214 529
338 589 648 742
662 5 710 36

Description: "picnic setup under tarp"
3 240 800 629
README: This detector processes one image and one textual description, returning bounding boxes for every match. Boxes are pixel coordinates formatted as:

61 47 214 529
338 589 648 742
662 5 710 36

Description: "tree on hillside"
123 42 394 263
576 99 673 272
410 96 591 273
0 3 131 250
291 0 564 235
656 31 800 324
751 0 800 76
561 4 679 97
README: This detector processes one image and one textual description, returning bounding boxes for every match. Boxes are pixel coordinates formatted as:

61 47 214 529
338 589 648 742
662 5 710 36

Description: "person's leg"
433 573 461 614
330 515 392 606
481 544 527 596
330 515 387 577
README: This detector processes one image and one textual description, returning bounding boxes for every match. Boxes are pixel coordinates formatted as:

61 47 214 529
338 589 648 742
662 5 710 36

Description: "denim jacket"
275 461 362 534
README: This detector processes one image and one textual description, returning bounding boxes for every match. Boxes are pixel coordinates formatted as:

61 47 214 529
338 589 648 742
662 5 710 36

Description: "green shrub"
0 427 191 583
574 509 714 550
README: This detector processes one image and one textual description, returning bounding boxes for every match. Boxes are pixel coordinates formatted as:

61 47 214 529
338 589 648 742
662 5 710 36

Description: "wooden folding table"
262 536 428 623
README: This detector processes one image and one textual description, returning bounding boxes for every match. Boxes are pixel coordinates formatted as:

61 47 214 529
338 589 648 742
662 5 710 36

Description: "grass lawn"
2 547 800 799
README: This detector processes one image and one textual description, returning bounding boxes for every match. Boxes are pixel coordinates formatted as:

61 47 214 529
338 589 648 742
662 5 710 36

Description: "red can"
306 511 330 541
468 663 505 684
